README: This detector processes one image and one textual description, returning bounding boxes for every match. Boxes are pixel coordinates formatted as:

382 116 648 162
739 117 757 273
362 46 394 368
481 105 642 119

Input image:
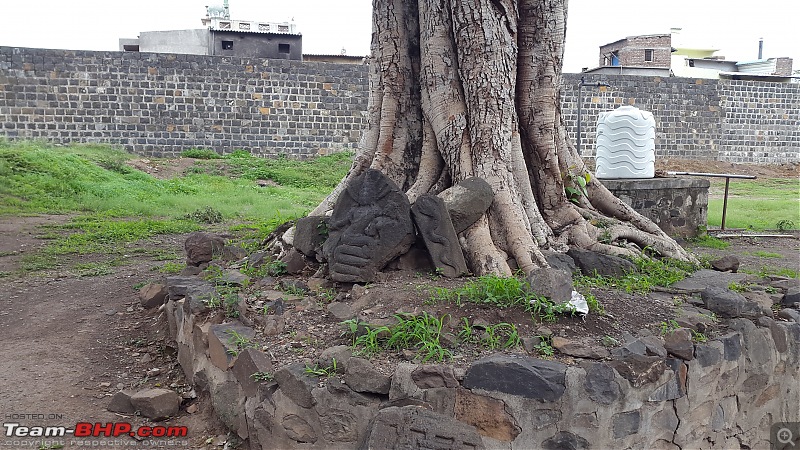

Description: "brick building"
598 34 672 68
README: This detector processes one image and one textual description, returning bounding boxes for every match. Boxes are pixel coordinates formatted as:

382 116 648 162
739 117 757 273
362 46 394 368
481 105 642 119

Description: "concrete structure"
120 6 302 60
1 47 798 164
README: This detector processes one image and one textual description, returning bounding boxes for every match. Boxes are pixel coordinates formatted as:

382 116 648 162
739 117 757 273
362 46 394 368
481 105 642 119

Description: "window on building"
279 43 290 54
644 49 654 62
222 40 234 50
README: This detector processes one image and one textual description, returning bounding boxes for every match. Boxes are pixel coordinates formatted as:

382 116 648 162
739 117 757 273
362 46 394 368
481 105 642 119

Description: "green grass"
429 274 578 323
343 313 454 362
689 235 730 249
707 178 799 231
744 250 783 259
0 139 352 274
0 139 350 220
574 256 698 294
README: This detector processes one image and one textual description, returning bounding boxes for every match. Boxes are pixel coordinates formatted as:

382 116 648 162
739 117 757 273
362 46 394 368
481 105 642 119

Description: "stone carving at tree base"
322 169 415 283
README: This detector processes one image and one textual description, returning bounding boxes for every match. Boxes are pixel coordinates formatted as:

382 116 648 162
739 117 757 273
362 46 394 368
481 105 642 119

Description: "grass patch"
741 266 799 279
574 256 698 294
744 251 783 259
343 312 454 362
181 148 223 159
0 140 349 221
1 140 352 274
429 274 576 323
47 215 199 255
707 178 799 231
689 235 729 249
74 262 115 277
158 262 186 274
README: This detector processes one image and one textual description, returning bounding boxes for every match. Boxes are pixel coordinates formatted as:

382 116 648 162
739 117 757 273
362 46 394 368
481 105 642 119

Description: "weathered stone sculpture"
322 169 415 283
411 194 468 278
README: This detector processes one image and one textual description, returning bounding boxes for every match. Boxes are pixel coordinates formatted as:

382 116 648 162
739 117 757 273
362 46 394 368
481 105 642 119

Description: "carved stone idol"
411 194 468 278
323 169 415 283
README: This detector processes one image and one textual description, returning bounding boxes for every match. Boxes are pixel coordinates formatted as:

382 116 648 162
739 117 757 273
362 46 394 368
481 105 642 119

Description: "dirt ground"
0 158 797 450
0 218 232 450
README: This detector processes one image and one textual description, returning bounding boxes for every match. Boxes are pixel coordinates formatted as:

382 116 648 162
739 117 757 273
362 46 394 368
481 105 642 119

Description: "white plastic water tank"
595 105 655 179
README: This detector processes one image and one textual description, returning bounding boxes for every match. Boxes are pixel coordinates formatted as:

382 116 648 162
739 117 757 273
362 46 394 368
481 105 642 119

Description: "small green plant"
458 318 476 344
690 330 708 343
317 288 337 303
158 261 185 274
776 219 796 232
765 286 779 294
533 335 554 357
317 220 329 238
564 170 591 205
202 293 222 309
659 319 680 336
574 256 698 295
343 313 454 362
225 329 257 356
223 291 242 318
601 335 619 347
699 312 720 323
250 371 274 382
184 206 224 224
584 292 605 315
480 323 521 350
727 282 750 293
267 259 288 276
282 284 306 297
38 442 65 450
304 358 338 377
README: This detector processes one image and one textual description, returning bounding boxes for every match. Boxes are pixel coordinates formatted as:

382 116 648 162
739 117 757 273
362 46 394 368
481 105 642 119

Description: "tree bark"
312 0 695 276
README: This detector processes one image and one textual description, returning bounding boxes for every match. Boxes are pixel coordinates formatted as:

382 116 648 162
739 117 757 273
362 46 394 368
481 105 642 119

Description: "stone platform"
600 176 710 238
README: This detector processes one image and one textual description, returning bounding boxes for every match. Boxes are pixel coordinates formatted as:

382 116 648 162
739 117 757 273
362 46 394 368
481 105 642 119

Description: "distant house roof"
600 34 671 48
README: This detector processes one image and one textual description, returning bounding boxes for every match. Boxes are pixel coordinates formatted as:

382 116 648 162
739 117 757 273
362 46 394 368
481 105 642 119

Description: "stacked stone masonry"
164 284 800 449
0 46 368 158
1 47 798 163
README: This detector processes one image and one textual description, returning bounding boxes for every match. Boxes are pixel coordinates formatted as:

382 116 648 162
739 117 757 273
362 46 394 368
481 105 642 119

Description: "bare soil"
0 158 797 449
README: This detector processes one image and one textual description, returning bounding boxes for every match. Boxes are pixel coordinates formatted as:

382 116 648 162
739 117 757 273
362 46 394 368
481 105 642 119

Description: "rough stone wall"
600 177 710 238
163 281 800 450
0 46 368 158
1 47 798 163
562 74 800 164
718 79 800 163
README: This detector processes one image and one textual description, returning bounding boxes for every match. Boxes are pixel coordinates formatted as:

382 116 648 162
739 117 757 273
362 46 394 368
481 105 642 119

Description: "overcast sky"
0 0 795 73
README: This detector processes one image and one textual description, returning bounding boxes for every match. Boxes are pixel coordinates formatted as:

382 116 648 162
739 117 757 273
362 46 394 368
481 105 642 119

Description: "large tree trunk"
311 0 695 276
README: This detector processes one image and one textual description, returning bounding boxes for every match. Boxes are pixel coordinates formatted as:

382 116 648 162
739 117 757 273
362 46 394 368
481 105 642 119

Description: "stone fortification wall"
562 74 800 164
2 46 798 163
0 46 368 158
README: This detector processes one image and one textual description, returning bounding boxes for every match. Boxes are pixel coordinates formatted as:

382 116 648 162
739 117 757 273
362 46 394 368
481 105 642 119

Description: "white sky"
0 0 796 73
